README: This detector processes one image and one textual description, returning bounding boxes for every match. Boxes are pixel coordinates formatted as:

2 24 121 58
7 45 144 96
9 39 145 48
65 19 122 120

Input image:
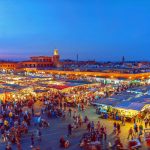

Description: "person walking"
144 118 148 128
121 116 125 126
32 107 34 116
30 133 34 148
134 123 138 136
81 104 84 111
139 124 143 137
104 126 107 141
17 142 22 150
87 122 91 132
77 103 80 111
116 123 120 135
113 122 117 134
68 124 72 137
127 127 133 140
97 121 101 131
68 108 72 117
64 102 67 111
37 128 42 142
91 121 95 132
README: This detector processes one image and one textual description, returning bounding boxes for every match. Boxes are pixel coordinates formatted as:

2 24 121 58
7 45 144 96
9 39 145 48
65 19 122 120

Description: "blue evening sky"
0 0 150 61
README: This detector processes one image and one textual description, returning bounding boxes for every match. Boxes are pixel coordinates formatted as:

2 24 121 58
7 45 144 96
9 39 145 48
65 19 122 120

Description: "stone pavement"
0 106 149 150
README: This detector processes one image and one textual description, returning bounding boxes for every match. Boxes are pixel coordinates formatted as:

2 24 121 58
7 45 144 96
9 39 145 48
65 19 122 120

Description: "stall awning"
116 102 146 111
94 98 121 107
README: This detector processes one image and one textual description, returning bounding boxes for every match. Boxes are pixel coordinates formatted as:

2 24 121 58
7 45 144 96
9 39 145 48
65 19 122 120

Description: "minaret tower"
53 49 60 67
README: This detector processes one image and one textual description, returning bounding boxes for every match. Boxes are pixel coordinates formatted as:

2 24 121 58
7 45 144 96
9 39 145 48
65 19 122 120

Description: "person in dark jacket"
68 124 72 136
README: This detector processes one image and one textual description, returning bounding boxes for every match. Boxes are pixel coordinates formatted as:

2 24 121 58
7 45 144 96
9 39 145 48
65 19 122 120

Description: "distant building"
0 49 60 71
0 61 17 71
62 60 96 67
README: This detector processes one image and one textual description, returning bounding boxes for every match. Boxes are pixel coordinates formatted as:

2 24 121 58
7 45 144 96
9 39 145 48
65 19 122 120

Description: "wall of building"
0 49 60 71
0 62 17 70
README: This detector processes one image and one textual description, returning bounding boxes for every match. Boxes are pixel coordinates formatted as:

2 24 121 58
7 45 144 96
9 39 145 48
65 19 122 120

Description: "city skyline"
0 0 150 61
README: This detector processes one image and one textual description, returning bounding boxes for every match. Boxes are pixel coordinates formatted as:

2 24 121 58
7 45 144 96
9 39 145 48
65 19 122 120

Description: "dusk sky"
0 0 150 61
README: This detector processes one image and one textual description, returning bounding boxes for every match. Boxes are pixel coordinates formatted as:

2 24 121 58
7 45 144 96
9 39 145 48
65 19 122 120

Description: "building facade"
0 62 18 71
0 49 60 71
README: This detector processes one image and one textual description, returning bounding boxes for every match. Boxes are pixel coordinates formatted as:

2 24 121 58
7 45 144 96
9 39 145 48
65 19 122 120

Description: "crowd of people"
0 98 32 150
0 73 150 150
0 88 66 150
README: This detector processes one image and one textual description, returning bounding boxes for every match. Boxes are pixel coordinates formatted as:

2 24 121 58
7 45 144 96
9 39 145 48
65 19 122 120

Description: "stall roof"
93 86 150 111
94 98 121 107
127 103 146 111
115 102 146 111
